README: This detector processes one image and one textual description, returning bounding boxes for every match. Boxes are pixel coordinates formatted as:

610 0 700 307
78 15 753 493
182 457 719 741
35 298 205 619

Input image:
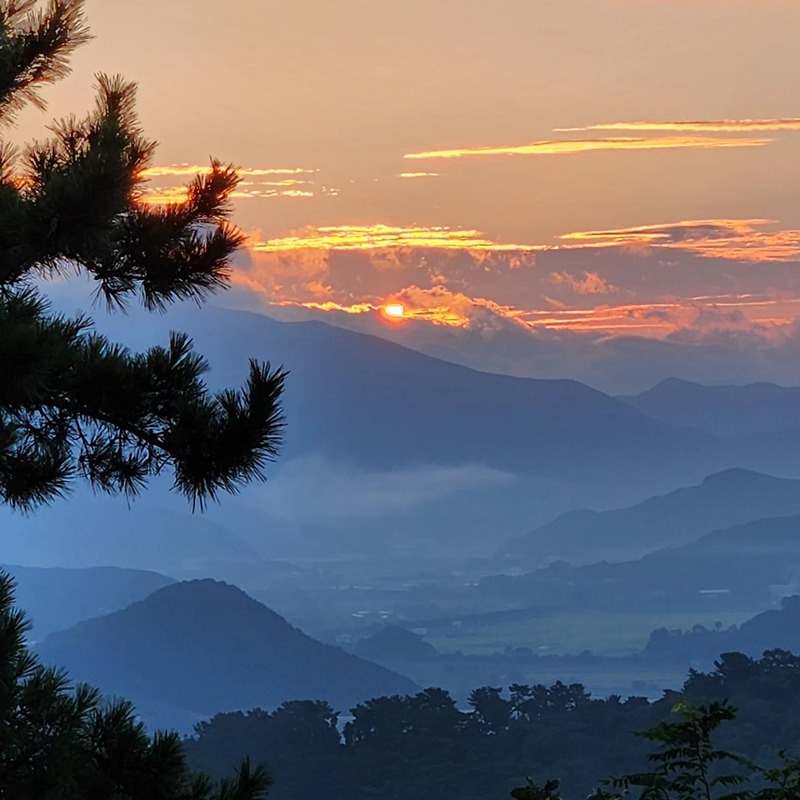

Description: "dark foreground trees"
184 653 800 800
0 1 280 796
0 0 286 511
516 700 800 800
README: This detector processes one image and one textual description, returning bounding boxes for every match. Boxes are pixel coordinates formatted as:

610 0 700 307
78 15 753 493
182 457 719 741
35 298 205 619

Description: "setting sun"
383 303 405 320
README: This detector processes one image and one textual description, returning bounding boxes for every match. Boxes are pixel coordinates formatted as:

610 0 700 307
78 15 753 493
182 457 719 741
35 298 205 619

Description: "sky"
14 0 800 377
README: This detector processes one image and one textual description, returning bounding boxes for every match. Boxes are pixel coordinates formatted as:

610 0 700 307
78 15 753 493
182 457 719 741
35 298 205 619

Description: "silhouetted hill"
2 565 175 639
619 378 800 438
644 595 800 664
351 626 439 664
501 469 800 565
37 579 418 730
686 513 800 558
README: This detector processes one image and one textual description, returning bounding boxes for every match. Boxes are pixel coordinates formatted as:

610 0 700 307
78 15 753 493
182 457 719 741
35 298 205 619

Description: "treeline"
185 649 800 800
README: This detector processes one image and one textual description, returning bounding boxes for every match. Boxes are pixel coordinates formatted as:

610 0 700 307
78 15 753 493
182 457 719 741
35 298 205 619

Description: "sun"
383 303 405 320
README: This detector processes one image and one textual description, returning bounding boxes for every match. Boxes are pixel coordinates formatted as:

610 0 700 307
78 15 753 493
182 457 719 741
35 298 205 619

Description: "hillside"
37 579 417 730
501 468 800 565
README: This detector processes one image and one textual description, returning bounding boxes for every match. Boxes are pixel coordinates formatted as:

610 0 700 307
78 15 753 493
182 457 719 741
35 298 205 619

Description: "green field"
427 611 755 657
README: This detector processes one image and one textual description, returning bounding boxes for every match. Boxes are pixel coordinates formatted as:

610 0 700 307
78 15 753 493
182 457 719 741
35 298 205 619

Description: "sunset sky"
16 0 800 352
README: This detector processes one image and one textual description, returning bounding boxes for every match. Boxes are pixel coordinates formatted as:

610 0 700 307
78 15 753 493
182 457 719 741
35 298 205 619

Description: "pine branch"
0 293 286 509
0 5 286 509
0 0 90 122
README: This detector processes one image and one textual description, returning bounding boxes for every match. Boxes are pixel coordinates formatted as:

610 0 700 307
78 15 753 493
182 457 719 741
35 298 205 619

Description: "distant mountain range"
5 299 800 569
3 564 174 638
38 579 417 731
501 468 800 565
472 512 800 619
94 305 715 482
242 295 800 395
4 304 749 565
619 378 800 438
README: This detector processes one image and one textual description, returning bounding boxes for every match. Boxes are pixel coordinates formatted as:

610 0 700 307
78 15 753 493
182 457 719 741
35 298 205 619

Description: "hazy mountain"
501 469 800 566
3 300 737 564
351 626 439 664
3 564 175 639
474 514 800 617
0 498 260 572
38 579 418 731
681 513 800 558
92 304 715 481
252 297 800 395
619 378 800 438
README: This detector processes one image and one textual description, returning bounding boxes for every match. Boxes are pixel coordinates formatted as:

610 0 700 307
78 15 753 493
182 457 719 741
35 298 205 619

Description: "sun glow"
382 303 406 320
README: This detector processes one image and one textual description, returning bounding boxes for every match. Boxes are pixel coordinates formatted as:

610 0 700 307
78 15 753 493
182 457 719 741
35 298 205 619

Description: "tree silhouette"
0 572 271 798
0 0 286 511
468 686 511 733
0 2 277 795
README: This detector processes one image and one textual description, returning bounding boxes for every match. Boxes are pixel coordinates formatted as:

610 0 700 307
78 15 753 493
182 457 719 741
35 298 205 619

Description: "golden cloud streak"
290 301 376 315
557 119 800 133
252 224 539 252
515 296 800 337
140 187 191 205
559 219 800 262
560 218 772 244
397 172 442 178
404 136 771 160
269 298 473 327
238 179 314 187
267 294 800 338
141 184 315 205
141 165 315 178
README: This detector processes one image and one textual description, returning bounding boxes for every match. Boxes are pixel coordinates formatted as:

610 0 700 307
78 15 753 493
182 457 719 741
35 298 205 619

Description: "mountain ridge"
501 468 800 565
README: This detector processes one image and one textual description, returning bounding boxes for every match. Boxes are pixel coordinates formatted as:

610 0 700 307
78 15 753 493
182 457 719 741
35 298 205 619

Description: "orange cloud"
559 219 800 262
256 291 502 329
251 224 539 252
515 296 800 339
255 289 800 341
385 285 519 328
557 119 800 133
287 300 376 315
550 271 616 295
404 136 771 160
228 214 800 347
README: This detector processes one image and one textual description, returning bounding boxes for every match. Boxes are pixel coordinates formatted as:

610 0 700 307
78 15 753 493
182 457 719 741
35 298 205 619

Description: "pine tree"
0 0 286 511
0 4 276 795
0 572 272 799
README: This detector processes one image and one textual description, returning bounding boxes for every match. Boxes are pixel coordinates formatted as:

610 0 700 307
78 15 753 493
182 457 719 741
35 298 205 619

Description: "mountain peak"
699 468 782 488
38 579 418 731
